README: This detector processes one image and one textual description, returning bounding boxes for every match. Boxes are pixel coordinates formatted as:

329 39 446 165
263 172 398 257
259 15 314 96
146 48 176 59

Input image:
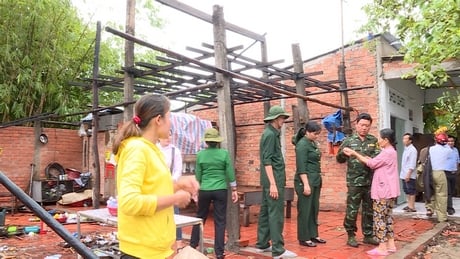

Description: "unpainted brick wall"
0 126 113 207
0 127 82 205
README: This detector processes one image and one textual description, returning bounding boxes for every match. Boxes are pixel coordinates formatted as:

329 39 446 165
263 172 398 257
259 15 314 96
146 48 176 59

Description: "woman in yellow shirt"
112 94 199 259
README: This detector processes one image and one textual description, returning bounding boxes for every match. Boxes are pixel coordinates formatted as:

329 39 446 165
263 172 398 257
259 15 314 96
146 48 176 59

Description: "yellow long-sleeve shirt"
116 137 175 258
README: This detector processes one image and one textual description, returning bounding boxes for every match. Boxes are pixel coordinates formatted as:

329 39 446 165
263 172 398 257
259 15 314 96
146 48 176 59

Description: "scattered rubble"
412 220 460 259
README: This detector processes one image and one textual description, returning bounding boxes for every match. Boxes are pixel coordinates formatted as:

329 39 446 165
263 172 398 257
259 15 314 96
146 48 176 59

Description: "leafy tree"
361 0 460 87
361 0 460 137
0 0 164 125
0 0 94 123
424 91 460 138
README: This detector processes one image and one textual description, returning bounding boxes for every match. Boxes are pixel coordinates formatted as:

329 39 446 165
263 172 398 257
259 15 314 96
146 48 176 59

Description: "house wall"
191 40 380 210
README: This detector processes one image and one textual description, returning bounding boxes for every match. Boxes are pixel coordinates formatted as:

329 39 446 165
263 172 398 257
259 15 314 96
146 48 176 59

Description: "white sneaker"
273 249 297 259
255 246 272 253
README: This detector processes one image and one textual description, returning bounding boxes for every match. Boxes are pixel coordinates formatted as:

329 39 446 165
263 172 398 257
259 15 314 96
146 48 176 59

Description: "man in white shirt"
399 133 418 212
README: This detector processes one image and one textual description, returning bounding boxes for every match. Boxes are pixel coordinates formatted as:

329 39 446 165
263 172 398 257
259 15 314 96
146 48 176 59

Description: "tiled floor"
2 199 454 259
393 197 460 219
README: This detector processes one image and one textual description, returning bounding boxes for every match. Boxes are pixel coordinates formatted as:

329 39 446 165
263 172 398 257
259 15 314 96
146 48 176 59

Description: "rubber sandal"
366 248 388 256
388 247 397 253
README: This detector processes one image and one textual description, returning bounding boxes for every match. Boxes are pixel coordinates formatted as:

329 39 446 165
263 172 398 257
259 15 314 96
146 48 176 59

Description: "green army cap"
263 105 290 122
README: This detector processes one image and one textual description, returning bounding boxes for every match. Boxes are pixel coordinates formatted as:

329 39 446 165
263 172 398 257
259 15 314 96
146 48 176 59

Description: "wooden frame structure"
71 0 361 112
70 1 368 253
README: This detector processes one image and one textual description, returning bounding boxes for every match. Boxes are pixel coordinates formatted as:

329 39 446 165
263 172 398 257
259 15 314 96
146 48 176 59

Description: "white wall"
384 79 424 133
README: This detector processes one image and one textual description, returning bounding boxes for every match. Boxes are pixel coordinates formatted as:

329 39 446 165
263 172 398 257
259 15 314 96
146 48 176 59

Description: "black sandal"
299 240 317 247
311 237 327 244
426 209 433 217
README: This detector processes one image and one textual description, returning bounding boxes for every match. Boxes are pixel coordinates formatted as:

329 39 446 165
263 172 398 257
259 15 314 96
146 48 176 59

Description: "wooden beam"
105 27 353 111
155 0 265 42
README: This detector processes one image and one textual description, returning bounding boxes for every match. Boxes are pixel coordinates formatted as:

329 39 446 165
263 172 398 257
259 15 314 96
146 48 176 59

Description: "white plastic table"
76 208 204 253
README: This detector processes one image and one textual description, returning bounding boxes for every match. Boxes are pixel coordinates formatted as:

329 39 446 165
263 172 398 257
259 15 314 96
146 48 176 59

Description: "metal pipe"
0 172 97 259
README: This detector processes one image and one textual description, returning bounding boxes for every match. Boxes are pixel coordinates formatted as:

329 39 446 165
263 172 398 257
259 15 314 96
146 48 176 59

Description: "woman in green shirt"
190 128 238 259
293 121 326 247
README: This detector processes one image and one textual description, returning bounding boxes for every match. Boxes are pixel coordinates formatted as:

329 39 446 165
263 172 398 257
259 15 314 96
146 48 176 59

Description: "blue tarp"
322 110 345 144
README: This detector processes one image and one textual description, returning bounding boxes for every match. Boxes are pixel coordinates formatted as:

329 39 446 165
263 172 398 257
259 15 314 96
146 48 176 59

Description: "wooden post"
91 22 102 208
124 0 135 121
339 0 351 135
292 43 309 130
212 5 239 252
260 39 271 118
338 61 351 135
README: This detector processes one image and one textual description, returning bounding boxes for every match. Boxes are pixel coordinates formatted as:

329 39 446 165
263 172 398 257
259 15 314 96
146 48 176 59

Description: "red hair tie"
133 115 141 125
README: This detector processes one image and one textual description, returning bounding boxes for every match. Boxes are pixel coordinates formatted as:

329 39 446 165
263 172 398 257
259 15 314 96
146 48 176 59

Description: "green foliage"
0 0 164 125
0 0 93 123
361 0 460 137
437 91 460 138
361 0 460 88
423 91 460 138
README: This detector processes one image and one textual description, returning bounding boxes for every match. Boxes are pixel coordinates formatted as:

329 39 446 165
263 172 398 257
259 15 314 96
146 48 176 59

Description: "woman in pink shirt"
343 128 400 256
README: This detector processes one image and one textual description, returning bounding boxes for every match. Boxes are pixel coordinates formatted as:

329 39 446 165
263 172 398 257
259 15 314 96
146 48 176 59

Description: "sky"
73 0 372 67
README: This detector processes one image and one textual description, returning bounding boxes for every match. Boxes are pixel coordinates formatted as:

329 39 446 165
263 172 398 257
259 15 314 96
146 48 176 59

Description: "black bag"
415 156 427 192
422 150 433 201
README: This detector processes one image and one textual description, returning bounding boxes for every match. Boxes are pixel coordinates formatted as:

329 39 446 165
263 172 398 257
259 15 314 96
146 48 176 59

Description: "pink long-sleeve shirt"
366 146 400 200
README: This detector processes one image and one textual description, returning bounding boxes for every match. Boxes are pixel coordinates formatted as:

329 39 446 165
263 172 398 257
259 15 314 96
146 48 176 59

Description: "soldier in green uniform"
336 113 380 247
255 105 297 259
293 121 327 247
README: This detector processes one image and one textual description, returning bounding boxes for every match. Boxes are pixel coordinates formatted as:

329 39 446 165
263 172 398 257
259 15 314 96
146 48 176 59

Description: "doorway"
391 116 406 204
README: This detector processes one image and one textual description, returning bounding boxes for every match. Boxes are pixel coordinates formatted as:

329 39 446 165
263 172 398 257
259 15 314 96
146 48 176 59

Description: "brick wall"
0 127 83 205
0 126 116 207
191 41 381 210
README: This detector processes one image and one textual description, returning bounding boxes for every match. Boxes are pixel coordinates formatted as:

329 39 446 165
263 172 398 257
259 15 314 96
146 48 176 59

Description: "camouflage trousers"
343 186 374 237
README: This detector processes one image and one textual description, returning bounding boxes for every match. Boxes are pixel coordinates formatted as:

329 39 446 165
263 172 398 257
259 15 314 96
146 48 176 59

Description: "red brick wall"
192 42 381 210
0 127 83 205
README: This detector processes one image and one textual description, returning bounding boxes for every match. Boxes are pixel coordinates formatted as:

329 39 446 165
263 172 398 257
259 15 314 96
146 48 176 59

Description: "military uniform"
256 123 287 257
336 134 379 242
294 136 322 242
256 106 297 259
